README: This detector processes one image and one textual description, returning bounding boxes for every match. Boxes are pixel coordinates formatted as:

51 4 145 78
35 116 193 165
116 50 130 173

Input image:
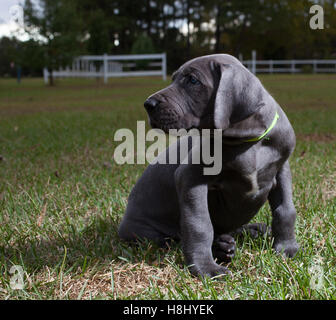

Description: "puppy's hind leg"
231 223 271 239
212 234 236 263
118 212 170 247
212 223 272 263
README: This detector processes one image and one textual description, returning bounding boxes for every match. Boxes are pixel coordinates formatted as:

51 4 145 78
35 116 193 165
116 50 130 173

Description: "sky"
0 0 29 40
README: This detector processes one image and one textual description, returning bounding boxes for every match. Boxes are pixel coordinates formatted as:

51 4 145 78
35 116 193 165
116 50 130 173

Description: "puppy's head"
144 54 268 135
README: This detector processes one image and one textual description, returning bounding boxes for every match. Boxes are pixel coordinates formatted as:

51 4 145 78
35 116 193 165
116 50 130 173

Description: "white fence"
242 59 336 74
43 53 336 83
43 53 167 83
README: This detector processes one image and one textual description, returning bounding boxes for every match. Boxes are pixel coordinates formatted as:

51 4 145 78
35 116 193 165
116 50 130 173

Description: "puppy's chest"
209 144 280 197
208 166 276 199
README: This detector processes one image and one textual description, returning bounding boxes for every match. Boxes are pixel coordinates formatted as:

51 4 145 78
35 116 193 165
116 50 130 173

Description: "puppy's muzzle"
144 95 183 132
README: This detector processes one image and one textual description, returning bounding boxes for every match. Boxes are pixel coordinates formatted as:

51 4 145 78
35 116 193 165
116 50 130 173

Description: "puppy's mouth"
149 117 197 134
147 105 182 133
149 118 179 132
145 101 200 134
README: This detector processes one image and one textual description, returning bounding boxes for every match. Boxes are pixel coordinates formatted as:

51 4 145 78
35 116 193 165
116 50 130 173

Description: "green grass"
0 75 335 299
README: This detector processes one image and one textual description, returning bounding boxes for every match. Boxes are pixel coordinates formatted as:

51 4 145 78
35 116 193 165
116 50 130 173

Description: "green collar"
244 111 279 142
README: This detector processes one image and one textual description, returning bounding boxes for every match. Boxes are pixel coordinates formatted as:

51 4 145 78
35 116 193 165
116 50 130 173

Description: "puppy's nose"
144 97 159 111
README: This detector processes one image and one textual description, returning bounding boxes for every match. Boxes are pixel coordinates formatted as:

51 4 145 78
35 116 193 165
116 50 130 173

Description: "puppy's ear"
213 63 266 130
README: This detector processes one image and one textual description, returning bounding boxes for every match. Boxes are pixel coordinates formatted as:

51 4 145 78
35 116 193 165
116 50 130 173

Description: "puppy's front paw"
212 234 236 263
273 239 299 257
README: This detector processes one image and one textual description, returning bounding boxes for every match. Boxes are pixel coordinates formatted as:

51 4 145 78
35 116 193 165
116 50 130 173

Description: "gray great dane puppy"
118 54 299 277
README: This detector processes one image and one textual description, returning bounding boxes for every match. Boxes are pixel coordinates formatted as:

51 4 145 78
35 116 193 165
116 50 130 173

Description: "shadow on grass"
0 216 278 280
0 216 184 274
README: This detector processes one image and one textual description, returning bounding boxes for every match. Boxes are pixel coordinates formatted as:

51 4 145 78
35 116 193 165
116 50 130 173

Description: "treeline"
1 0 336 78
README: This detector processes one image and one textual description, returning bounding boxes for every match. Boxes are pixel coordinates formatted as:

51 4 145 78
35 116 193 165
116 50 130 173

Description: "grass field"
0 74 335 300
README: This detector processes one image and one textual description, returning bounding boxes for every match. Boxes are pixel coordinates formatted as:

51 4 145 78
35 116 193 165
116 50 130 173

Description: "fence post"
270 60 273 74
162 53 167 81
103 53 108 84
291 60 295 74
313 60 317 73
252 50 256 74
43 68 48 84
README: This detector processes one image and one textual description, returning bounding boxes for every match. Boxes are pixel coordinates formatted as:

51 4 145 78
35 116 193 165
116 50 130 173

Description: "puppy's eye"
188 75 200 85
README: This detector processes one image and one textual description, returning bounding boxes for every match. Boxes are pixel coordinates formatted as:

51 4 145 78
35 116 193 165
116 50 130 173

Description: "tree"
23 0 85 85
16 0 336 77
0 37 19 77
87 9 111 56
131 33 156 69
